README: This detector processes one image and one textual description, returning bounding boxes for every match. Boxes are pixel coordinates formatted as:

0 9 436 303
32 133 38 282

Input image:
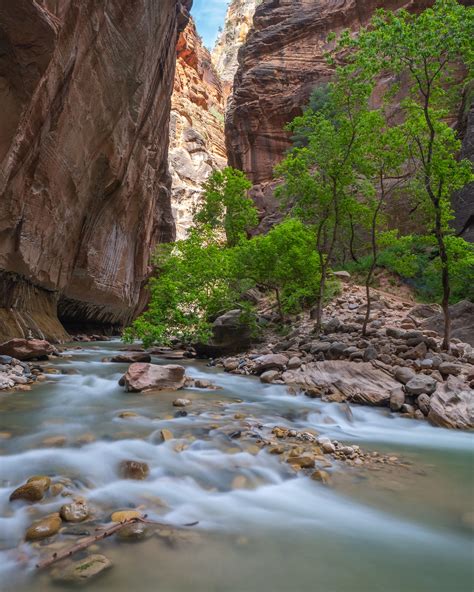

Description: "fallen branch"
36 516 198 570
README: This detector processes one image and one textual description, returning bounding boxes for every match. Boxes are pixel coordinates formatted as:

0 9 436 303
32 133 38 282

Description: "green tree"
276 78 372 335
124 227 242 347
338 0 474 348
236 219 321 320
194 167 258 247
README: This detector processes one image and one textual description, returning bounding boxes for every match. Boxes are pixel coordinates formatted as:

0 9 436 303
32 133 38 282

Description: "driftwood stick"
36 516 198 570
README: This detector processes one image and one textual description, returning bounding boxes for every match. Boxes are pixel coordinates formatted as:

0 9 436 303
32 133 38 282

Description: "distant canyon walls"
170 18 226 240
225 0 473 238
0 0 191 341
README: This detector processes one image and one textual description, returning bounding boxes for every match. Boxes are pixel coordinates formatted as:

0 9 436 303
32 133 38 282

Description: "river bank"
0 340 473 591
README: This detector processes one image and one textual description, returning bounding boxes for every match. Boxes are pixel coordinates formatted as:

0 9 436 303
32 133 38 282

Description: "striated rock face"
226 0 437 187
170 18 226 240
0 0 191 341
212 0 258 96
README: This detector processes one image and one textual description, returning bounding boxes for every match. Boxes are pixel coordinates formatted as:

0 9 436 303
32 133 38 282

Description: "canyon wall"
0 0 191 341
170 18 226 240
226 0 473 236
212 0 258 97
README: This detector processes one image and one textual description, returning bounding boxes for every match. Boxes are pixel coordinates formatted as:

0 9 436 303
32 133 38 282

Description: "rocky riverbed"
213 284 474 430
0 338 473 592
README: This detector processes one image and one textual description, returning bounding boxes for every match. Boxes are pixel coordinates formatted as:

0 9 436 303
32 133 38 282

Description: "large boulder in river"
282 361 400 406
110 353 151 363
0 338 54 360
195 310 254 357
120 363 186 392
428 376 474 430
421 300 474 346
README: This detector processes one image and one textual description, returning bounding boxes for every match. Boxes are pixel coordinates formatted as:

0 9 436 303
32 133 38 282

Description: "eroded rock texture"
0 0 191 341
226 0 473 236
170 18 226 240
212 0 258 97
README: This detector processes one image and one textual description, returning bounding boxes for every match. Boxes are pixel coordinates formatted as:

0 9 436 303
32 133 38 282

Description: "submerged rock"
51 554 112 584
119 460 150 480
121 363 186 392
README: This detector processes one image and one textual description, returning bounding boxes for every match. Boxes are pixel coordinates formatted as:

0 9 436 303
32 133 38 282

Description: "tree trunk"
435 212 451 350
275 288 284 322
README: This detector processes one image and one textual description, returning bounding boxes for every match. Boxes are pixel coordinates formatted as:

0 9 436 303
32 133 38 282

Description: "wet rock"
389 388 405 412
111 510 142 522
119 460 150 480
0 339 55 361
254 354 288 374
117 411 139 419
439 362 462 376
417 394 431 416
160 428 174 441
260 370 280 384
287 455 315 469
51 554 112 584
192 378 218 389
116 522 149 541
311 470 331 485
110 353 152 363
316 436 335 454
10 479 48 503
60 499 90 522
121 363 186 392
27 475 51 491
173 398 191 407
25 513 62 541
405 375 437 396
42 435 67 447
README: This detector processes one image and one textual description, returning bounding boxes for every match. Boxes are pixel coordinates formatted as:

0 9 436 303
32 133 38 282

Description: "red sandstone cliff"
170 18 226 239
0 0 191 341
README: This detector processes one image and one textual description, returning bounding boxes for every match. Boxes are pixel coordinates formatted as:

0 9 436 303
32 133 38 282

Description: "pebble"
119 460 150 480
173 398 191 407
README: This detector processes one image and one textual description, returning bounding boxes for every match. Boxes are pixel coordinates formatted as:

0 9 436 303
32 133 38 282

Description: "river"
0 341 473 591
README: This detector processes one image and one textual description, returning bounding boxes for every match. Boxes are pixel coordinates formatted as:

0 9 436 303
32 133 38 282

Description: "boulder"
421 300 474 346
254 354 288 374
282 361 399 407
195 310 254 357
428 376 474 429
121 363 186 392
110 353 151 363
333 271 351 282
408 303 442 319
287 356 302 370
10 478 48 503
51 554 112 584
0 339 54 361
405 375 438 396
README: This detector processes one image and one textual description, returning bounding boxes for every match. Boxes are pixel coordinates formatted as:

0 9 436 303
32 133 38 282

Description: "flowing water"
0 342 473 592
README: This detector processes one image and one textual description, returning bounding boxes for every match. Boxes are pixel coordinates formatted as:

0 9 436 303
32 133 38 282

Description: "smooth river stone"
51 554 112 584
25 513 62 541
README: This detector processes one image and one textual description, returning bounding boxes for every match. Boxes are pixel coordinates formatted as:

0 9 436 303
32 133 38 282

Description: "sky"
191 0 229 49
